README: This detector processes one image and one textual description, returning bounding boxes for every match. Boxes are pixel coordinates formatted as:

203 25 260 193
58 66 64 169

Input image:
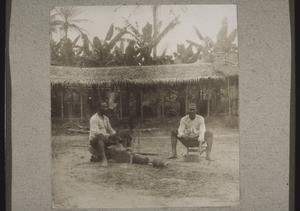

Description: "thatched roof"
51 62 238 86
213 62 238 77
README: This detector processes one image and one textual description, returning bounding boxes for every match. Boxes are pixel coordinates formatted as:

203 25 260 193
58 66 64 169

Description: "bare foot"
206 156 214 161
167 155 177 159
99 160 108 167
199 149 205 155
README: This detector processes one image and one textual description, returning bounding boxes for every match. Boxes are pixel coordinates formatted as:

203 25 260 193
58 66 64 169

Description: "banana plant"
175 43 201 64
214 17 237 55
78 24 128 67
186 17 237 63
185 27 215 63
123 16 180 65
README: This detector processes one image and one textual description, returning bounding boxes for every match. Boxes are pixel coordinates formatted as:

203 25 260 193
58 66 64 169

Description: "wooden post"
207 79 210 117
140 89 144 119
61 87 64 120
198 83 202 114
157 87 161 118
196 85 200 113
185 85 188 115
232 78 236 116
216 83 220 113
119 90 123 120
70 91 73 118
162 87 165 118
157 98 161 118
227 77 231 116
162 97 165 118
80 88 83 121
138 127 141 153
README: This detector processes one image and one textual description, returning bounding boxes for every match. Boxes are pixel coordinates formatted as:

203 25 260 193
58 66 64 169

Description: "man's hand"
178 134 189 139
103 133 110 139
198 138 204 143
189 134 198 139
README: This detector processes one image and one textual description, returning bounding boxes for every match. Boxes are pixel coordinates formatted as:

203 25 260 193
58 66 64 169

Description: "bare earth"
51 127 239 209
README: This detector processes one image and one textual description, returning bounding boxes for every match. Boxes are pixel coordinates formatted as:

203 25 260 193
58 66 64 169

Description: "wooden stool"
185 143 207 162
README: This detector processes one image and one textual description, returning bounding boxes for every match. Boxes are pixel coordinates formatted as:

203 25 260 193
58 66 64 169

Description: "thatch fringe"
51 63 237 86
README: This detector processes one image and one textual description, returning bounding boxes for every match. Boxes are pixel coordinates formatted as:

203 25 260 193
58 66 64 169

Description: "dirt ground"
51 119 239 209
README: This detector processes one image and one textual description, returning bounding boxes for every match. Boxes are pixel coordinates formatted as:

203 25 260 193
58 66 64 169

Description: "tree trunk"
123 88 130 118
140 89 144 119
119 91 123 120
227 77 231 116
64 26 68 38
135 90 141 117
61 88 64 120
185 85 188 115
207 79 211 117
80 88 83 121
152 5 158 60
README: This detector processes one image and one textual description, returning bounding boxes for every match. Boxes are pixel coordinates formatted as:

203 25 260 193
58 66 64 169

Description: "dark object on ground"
68 129 89 134
167 155 177 159
89 143 151 165
152 158 168 168
89 146 113 160
90 155 101 162
109 148 131 163
133 154 149 165
107 144 132 163
101 132 132 148
139 152 158 156
183 154 200 162
71 144 89 147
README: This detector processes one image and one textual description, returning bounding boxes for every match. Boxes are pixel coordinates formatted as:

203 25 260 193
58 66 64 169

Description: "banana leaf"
120 40 125 54
72 35 80 47
186 39 202 48
104 24 114 42
160 48 167 58
227 29 237 42
125 20 142 40
150 16 180 48
142 23 152 43
106 27 127 51
217 17 228 42
92 36 102 53
194 27 204 40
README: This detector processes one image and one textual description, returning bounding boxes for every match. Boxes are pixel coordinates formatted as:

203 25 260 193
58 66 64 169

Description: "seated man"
168 103 214 161
89 101 131 166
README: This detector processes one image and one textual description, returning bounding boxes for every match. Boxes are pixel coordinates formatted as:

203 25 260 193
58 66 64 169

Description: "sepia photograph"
50 5 239 209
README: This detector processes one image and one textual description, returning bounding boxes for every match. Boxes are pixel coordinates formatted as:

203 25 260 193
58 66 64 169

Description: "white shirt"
178 114 206 142
89 113 116 140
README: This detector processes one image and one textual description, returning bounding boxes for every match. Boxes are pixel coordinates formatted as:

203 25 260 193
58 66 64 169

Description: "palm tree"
50 6 88 38
50 8 59 35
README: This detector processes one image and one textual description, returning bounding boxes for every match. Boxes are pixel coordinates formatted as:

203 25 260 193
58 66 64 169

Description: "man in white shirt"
167 103 214 161
89 101 131 166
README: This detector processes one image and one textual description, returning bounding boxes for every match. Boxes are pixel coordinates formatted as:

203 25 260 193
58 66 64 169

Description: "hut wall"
51 78 239 120
51 85 63 118
229 82 239 116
